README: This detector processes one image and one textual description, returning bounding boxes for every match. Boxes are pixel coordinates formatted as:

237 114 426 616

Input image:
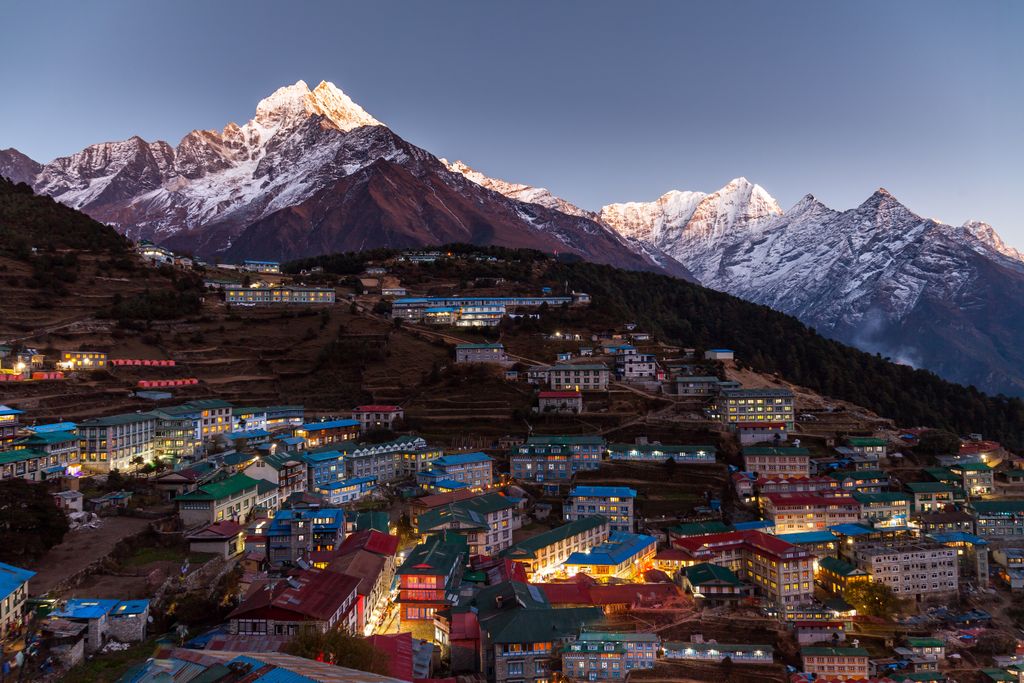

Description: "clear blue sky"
2 1 1021 244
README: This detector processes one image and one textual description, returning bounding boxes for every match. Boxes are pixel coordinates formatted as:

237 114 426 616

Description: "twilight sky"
2 1 1021 244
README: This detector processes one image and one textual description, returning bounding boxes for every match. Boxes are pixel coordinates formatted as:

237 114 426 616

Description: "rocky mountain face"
597 180 1024 397
6 81 683 277
5 80 1022 394
0 148 43 185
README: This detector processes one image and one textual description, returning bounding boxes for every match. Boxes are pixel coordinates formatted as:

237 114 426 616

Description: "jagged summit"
253 79 381 132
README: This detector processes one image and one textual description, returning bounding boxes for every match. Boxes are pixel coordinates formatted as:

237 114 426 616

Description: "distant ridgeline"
546 260 1024 449
288 245 1024 448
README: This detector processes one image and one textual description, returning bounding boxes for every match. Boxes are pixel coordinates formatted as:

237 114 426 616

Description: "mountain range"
3 80 1023 397
0 81 687 279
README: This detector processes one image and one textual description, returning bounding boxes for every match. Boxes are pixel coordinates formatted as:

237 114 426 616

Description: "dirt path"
27 516 152 595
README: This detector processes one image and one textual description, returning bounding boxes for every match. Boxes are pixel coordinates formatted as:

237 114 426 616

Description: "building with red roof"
337 529 401 557
368 632 415 681
672 530 814 611
227 569 360 636
328 530 401 634
761 493 861 534
533 580 682 613
367 632 435 682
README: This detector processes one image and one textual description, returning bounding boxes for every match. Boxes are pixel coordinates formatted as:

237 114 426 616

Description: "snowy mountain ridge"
3 78 1023 394
7 80 680 275
447 162 1024 395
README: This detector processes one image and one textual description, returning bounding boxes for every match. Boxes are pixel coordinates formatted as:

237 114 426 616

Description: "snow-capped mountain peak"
598 177 782 273
254 79 381 132
957 219 1024 263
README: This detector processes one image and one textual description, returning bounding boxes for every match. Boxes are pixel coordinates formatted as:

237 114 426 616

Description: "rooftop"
722 388 794 398
568 485 637 499
434 451 493 466
175 473 260 502
743 446 810 456
683 562 742 587
299 419 359 431
0 562 35 599
565 531 657 567
525 434 606 446
79 412 155 427
502 516 608 559
801 646 870 657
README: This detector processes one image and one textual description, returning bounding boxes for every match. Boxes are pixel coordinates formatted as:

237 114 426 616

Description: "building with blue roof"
0 562 35 637
303 449 345 488
266 508 346 568
774 530 839 558
424 478 470 493
775 530 838 544
30 421 76 433
563 531 658 581
0 405 24 446
319 476 378 505
241 259 281 273
931 532 991 589
565 485 637 532
223 429 271 448
50 598 150 652
124 650 409 682
417 452 493 491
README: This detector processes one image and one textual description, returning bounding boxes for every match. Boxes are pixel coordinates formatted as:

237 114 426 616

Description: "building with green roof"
481 605 604 682
817 556 870 595
923 467 959 485
829 468 890 493
175 473 260 528
500 516 609 578
950 461 995 497
904 637 945 660
607 442 716 463
906 480 966 511
667 520 733 540
77 411 158 474
512 434 605 481
397 533 467 625
681 562 750 604
663 641 774 664
417 493 518 556
563 631 661 677
972 499 1024 538
853 491 911 526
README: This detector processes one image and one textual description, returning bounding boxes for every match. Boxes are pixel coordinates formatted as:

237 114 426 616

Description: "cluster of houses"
452 337 797 445
8 254 1024 682
393 293 591 327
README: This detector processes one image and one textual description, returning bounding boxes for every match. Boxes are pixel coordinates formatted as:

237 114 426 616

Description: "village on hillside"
2 244 1023 683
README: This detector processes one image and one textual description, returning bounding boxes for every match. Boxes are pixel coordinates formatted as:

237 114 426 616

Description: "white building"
455 343 509 364
77 413 157 473
852 542 958 600
548 363 609 391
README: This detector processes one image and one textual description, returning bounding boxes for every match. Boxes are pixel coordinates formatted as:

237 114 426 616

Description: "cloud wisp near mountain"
3 79 1023 396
